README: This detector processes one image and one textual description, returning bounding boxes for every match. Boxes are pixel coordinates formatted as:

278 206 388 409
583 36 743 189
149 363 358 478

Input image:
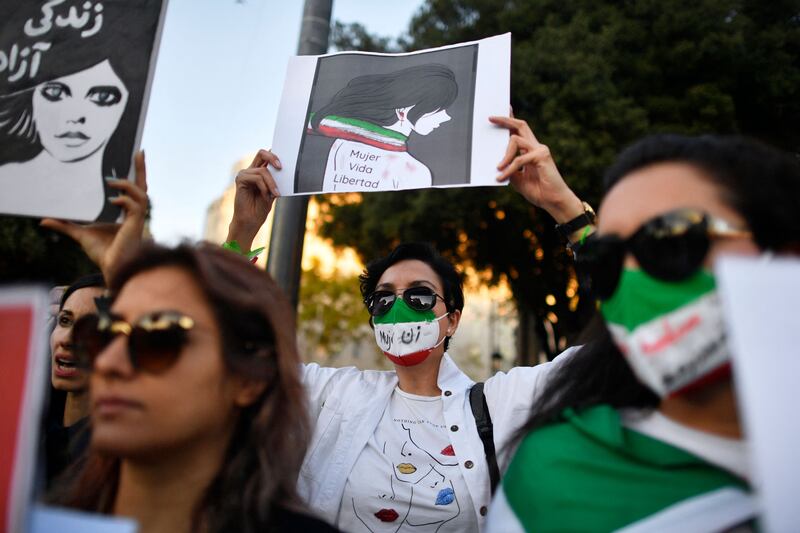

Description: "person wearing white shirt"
225 115 595 531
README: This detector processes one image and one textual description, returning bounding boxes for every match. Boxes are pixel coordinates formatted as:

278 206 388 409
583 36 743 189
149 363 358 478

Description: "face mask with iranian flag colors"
600 269 731 398
373 298 449 366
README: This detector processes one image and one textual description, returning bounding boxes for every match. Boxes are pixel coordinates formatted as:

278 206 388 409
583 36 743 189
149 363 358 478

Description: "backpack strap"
469 382 501 495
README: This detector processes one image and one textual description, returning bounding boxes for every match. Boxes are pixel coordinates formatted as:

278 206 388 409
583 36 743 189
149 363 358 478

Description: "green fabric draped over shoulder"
502 404 747 532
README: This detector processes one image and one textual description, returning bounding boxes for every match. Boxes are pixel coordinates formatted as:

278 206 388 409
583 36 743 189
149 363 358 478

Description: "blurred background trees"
2 0 797 359
321 0 800 359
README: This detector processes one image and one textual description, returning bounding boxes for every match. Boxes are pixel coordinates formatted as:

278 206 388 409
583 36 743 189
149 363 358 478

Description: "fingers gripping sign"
228 149 283 251
40 151 150 280
489 115 584 224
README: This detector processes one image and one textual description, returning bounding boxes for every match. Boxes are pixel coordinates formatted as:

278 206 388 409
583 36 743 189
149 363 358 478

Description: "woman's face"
90 266 248 459
50 286 104 392
32 59 129 163
411 109 451 136
374 259 460 359
597 162 759 265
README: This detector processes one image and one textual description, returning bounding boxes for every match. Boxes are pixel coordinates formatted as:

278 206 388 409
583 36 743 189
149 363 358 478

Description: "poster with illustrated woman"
270 34 511 195
0 0 167 222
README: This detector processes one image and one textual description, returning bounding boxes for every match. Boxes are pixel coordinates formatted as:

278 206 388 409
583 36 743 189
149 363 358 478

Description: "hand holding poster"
0 287 48 533
270 34 511 195
0 0 167 222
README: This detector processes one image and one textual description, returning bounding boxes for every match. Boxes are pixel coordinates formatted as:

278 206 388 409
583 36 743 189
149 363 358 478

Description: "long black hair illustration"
310 63 458 130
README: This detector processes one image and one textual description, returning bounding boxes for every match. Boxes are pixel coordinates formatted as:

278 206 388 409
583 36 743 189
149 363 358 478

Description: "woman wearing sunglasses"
220 120 598 531
486 133 800 532
44 273 105 486
54 243 338 532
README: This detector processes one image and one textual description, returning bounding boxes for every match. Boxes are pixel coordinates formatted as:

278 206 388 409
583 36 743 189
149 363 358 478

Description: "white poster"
271 33 511 195
28 505 138 533
716 256 800 532
0 0 168 222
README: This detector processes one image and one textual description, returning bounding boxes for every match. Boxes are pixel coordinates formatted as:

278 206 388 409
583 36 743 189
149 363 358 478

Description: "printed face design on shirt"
349 424 464 532
392 423 461 529
351 474 413 532
393 423 458 484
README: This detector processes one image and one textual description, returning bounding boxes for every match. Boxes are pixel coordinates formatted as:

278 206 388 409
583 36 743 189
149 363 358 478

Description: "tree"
0 216 98 284
297 257 380 366
319 0 800 358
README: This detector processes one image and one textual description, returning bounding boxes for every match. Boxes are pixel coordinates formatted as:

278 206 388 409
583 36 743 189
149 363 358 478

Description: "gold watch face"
582 201 596 220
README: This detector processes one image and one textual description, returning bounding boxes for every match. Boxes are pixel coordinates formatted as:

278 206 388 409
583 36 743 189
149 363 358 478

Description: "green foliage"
331 21 401 53
320 0 799 350
0 216 98 284
297 257 375 362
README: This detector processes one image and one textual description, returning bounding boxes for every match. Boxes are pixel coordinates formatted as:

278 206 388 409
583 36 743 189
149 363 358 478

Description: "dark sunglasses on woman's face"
365 286 445 317
72 310 195 373
575 208 751 301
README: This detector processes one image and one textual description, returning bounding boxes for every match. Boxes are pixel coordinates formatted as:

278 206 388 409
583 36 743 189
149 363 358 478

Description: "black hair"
604 134 800 251
0 0 161 219
360 242 464 351
45 271 106 485
310 64 458 130
59 272 105 311
0 90 39 162
513 134 800 445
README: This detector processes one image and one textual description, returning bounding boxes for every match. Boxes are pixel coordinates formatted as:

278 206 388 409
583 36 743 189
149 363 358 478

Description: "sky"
141 0 426 243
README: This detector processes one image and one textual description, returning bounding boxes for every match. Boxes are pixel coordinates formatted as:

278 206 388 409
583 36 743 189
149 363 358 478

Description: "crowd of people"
30 104 800 533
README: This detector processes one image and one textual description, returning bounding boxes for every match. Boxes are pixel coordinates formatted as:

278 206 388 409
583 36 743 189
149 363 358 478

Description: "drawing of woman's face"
411 109 451 136
32 60 129 163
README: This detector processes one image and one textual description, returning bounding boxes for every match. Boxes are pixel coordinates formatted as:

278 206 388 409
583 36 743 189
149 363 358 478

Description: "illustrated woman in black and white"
0 0 158 221
308 64 457 193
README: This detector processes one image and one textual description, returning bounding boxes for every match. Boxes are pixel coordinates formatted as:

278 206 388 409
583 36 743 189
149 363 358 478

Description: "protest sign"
271 33 510 195
0 0 168 222
0 287 48 533
716 256 800 532
28 505 138 533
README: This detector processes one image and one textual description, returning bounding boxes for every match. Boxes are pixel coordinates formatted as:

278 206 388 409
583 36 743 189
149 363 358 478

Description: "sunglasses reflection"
577 208 751 300
72 310 195 373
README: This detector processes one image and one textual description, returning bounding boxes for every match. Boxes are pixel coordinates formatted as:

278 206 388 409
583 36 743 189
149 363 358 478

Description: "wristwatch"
555 201 596 242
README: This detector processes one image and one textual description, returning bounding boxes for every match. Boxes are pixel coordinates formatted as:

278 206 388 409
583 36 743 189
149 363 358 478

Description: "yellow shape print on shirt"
396 463 417 474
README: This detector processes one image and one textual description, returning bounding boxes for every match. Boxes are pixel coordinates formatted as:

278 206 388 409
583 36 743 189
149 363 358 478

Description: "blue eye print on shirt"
435 487 455 505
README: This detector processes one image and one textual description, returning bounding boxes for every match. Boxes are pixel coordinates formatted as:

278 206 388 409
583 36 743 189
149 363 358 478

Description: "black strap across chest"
469 382 500 495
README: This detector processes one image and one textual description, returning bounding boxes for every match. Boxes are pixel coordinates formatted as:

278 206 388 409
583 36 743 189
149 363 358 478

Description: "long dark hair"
0 0 161 182
56 243 311 532
513 134 800 443
310 64 457 130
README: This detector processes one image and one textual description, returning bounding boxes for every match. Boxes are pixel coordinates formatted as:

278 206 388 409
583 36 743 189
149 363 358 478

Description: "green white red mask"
601 269 730 398
373 299 448 366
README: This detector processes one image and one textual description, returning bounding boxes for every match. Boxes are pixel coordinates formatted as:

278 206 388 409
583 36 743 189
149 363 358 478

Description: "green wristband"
222 240 265 259
579 226 593 245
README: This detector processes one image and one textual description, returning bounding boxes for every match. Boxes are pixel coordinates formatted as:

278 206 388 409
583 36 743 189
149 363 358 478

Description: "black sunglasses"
72 310 195 373
575 208 751 300
365 286 445 317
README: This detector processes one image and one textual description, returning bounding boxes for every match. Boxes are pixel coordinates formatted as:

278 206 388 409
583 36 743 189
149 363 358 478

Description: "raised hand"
226 149 282 252
41 151 149 281
490 115 584 224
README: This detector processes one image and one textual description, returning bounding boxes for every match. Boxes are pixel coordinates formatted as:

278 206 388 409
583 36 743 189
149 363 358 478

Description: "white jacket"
298 349 575 529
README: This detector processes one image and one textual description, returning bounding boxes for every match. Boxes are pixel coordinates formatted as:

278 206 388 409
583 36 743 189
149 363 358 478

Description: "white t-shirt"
337 387 477 532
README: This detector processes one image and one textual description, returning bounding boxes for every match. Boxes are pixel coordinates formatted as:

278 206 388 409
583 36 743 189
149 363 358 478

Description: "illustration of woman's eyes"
40 83 71 102
87 86 123 107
